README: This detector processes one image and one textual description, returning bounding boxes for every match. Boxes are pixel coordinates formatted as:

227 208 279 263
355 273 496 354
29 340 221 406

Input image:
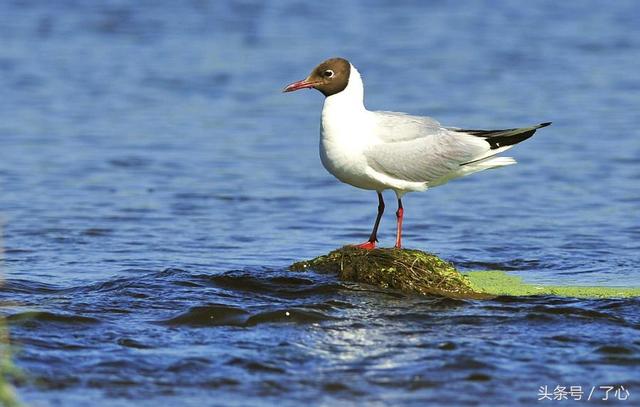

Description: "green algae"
291 247 640 299
465 270 640 299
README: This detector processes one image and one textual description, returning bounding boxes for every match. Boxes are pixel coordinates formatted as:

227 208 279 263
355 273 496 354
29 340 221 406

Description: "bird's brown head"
283 57 351 97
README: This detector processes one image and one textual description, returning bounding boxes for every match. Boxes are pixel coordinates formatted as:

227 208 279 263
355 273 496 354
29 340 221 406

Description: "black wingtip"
539 122 552 128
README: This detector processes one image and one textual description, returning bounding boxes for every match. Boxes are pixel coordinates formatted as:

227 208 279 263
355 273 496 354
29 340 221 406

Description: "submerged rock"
290 246 489 299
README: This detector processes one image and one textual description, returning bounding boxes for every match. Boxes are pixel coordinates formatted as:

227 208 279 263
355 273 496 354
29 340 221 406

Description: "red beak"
283 78 318 93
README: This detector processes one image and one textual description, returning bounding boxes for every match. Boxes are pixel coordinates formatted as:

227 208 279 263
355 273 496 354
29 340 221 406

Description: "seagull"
283 57 550 250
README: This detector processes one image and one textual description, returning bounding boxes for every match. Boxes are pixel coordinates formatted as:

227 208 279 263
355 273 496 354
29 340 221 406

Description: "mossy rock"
290 247 640 299
290 246 490 299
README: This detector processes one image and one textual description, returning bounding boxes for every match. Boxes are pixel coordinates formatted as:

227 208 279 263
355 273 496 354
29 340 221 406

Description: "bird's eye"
323 70 334 78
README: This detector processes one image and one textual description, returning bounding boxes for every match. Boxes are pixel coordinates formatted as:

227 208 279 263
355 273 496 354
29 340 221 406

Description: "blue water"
1 1 639 406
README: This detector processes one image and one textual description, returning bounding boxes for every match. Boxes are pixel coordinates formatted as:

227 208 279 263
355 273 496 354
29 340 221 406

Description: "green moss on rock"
291 247 640 300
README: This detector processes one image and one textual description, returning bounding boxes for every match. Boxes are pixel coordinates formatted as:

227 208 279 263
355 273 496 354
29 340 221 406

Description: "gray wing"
372 111 443 142
365 128 489 183
366 119 551 184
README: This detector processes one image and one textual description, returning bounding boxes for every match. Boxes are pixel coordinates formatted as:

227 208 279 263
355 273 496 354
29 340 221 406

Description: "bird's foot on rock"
352 241 376 250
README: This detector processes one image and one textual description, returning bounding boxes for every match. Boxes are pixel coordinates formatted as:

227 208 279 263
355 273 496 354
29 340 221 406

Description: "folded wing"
366 120 551 185
365 130 488 183
372 111 443 143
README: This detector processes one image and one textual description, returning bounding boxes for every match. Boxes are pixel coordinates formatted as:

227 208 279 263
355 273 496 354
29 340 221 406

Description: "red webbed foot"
352 241 376 250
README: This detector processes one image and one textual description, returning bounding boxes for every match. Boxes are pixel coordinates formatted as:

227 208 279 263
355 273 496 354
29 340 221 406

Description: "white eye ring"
323 69 334 78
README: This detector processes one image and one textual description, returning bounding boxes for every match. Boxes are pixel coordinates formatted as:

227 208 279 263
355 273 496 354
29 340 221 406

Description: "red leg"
353 192 384 250
395 198 403 249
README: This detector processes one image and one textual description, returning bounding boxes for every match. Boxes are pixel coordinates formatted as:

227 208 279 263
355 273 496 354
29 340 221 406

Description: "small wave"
427 297 470 308
442 357 492 371
465 373 492 382
226 357 286 374
244 308 335 326
206 271 315 291
166 357 212 373
82 228 113 236
203 270 343 298
159 304 336 327
2 248 35 254
108 156 152 169
546 334 580 343
596 345 634 355
7 311 100 325
116 338 152 349
161 304 249 327
321 381 367 395
455 258 544 271
529 304 626 323
1 279 65 295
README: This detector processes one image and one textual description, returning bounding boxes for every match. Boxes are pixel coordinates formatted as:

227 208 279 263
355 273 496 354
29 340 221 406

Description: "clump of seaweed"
290 246 489 299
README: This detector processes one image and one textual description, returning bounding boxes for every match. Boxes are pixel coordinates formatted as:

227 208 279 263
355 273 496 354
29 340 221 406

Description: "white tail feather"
430 156 517 187
476 156 517 168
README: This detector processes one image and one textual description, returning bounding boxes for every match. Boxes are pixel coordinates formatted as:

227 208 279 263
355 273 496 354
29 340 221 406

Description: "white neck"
322 64 366 113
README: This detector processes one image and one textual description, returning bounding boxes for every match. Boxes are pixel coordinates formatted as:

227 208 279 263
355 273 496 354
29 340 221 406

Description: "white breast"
318 66 388 191
320 112 382 190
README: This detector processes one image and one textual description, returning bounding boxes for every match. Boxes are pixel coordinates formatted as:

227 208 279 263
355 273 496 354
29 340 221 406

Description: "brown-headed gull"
284 57 550 249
